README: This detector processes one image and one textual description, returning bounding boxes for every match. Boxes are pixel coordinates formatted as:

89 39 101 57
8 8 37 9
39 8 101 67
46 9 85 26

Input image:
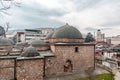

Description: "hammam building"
0 24 95 80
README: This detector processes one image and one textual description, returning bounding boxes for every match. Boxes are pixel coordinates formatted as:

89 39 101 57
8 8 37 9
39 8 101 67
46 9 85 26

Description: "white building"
111 35 120 45
96 29 105 42
25 28 54 43
6 28 54 44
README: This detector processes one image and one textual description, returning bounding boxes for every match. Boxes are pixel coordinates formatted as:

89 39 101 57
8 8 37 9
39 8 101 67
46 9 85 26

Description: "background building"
6 28 54 44
25 28 54 43
111 35 120 45
96 29 105 42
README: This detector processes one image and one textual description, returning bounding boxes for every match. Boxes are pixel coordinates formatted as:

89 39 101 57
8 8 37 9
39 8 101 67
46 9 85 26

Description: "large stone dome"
21 46 40 57
0 38 12 46
52 24 83 39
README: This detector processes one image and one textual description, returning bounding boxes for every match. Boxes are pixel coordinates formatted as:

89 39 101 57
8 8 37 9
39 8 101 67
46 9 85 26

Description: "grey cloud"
85 27 97 31
100 21 120 27
21 3 67 17
85 27 112 32
72 0 102 11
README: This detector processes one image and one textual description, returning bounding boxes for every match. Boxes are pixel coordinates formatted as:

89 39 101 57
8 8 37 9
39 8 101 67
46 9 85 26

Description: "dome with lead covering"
31 40 48 46
0 38 13 46
46 31 54 39
52 23 83 39
21 46 40 57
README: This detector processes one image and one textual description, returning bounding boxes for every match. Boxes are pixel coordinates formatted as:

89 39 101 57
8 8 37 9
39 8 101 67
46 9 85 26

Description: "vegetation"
85 32 95 42
75 73 114 80
117 67 120 70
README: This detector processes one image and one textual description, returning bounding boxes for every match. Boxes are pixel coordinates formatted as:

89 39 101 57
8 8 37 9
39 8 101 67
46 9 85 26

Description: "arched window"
64 59 73 72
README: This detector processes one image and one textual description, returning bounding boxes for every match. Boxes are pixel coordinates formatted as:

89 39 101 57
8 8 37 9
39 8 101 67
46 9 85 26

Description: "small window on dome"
75 47 78 52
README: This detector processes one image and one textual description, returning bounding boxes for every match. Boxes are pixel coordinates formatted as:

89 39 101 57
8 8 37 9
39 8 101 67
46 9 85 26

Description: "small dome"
46 31 54 39
52 24 83 39
0 38 12 46
21 46 40 57
8 39 15 45
31 40 48 46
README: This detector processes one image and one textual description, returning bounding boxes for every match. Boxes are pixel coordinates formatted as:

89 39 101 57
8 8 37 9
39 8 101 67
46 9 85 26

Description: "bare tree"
0 0 21 15
5 22 11 32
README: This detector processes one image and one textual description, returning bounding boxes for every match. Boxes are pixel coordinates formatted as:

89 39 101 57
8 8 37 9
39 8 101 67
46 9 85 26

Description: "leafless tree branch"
0 0 21 14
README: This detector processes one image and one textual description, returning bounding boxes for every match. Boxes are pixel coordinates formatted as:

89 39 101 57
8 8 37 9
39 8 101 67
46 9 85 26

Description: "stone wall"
0 46 13 56
10 51 21 56
0 58 15 80
50 44 56 52
45 44 94 76
35 46 50 51
17 58 44 80
0 51 8 55
49 38 84 43
0 46 13 51
0 57 44 80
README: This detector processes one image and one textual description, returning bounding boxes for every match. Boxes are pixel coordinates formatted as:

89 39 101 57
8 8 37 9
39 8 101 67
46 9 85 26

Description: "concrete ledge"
0 56 18 60
17 56 44 61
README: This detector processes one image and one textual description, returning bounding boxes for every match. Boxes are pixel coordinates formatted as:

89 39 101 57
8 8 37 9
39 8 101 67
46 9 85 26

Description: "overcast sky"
0 0 120 37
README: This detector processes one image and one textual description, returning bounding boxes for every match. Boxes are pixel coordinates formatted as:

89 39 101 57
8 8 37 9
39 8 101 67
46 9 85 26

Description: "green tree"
85 32 95 42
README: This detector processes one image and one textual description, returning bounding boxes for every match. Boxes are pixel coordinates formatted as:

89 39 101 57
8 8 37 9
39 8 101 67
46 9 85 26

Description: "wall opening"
75 47 78 52
64 59 73 72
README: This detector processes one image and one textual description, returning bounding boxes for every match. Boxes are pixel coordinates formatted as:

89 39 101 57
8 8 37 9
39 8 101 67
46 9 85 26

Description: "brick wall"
0 51 8 55
0 57 44 80
49 38 84 43
0 58 15 80
10 51 21 56
35 46 50 51
17 58 44 80
45 45 94 76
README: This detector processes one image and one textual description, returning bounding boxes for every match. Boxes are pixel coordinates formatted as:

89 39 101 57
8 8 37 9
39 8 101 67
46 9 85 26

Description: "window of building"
75 47 78 52
0 48 4 50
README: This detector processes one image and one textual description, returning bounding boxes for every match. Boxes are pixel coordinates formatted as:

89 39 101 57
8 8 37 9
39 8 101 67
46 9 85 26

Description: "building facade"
0 24 95 80
96 29 105 42
111 35 120 45
25 28 54 43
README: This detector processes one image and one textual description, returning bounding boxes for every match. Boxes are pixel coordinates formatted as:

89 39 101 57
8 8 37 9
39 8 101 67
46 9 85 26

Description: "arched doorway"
64 59 73 72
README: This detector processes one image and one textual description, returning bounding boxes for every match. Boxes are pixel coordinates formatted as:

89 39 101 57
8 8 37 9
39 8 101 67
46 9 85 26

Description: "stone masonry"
17 58 44 80
45 44 95 76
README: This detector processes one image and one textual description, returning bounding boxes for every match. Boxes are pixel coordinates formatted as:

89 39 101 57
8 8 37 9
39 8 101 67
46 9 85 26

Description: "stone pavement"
45 66 109 80
115 71 120 80
112 68 120 80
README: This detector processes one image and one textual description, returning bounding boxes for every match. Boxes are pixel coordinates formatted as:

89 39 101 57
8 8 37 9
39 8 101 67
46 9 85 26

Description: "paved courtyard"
45 66 109 80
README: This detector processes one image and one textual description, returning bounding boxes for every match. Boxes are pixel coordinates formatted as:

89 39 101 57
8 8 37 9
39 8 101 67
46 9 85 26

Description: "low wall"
17 57 44 80
0 57 15 80
0 56 44 80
